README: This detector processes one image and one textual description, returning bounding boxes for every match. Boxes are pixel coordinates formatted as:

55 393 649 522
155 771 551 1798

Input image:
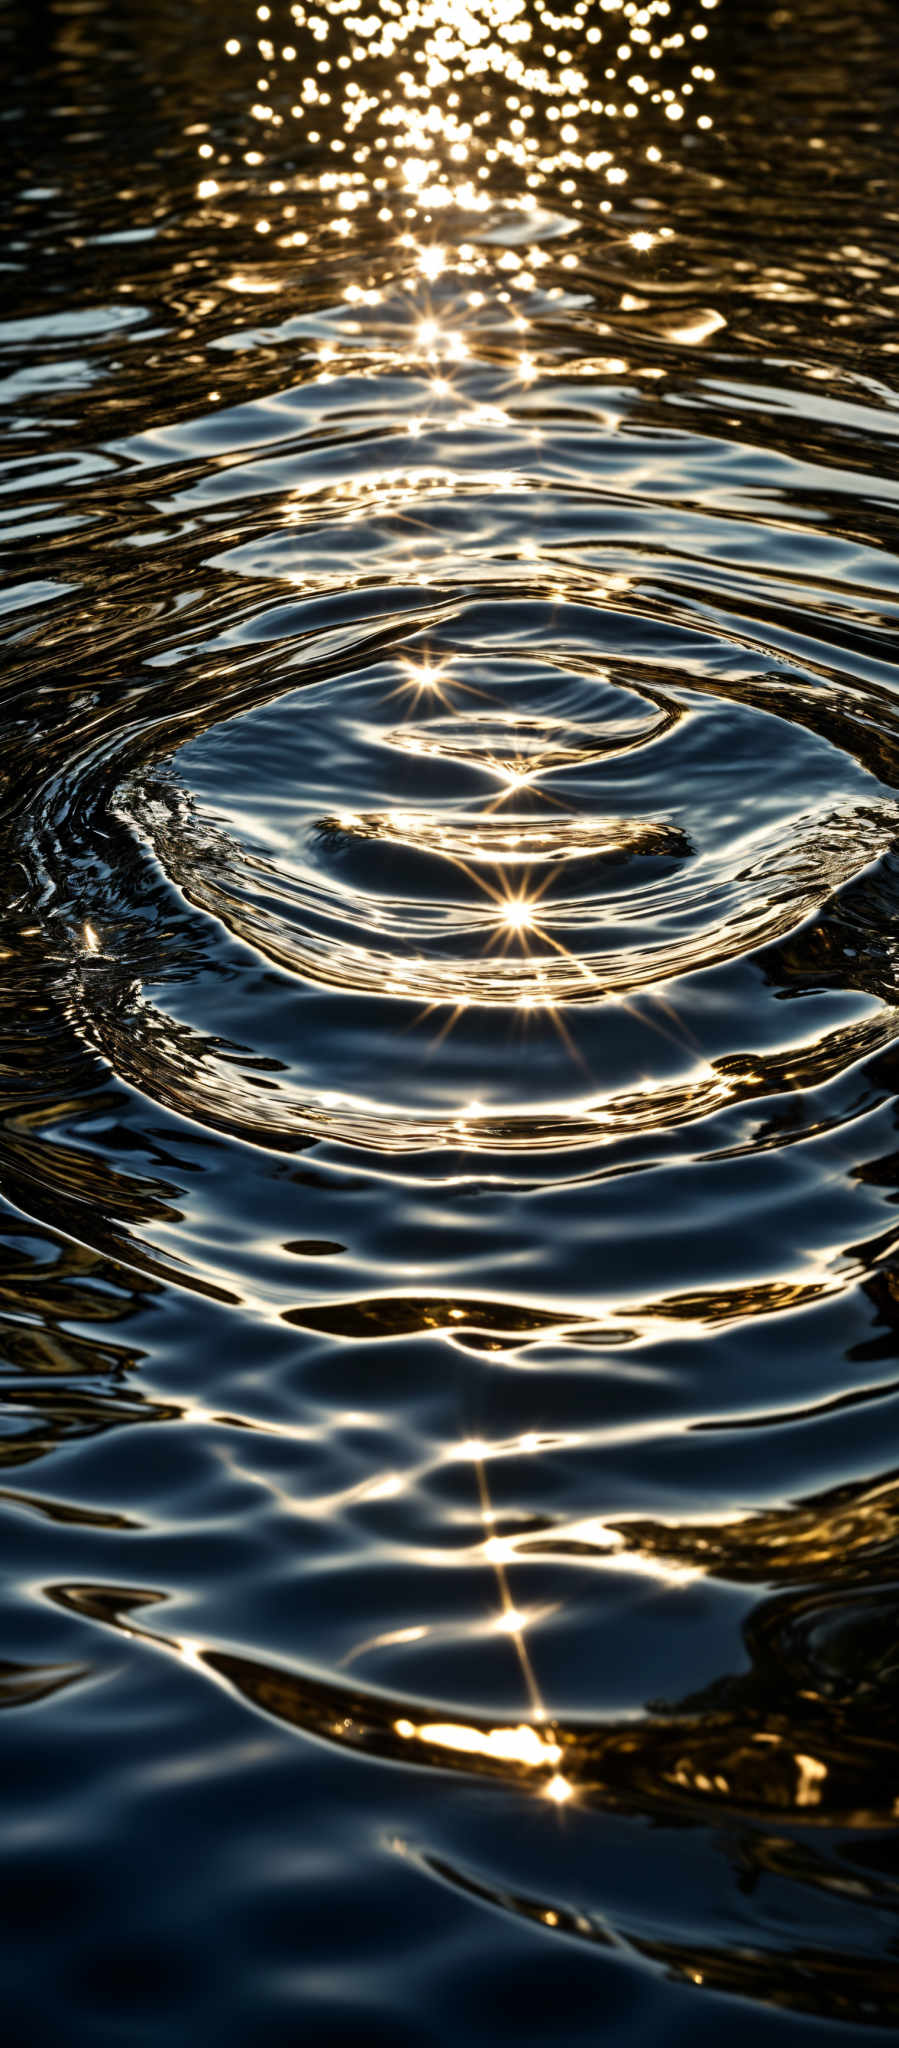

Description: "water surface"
4 0 899 2037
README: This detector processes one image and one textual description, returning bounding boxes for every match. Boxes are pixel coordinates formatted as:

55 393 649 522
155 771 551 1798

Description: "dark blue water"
4 0 899 2037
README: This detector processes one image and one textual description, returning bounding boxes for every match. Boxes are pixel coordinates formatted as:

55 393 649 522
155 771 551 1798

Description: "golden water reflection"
199 0 721 305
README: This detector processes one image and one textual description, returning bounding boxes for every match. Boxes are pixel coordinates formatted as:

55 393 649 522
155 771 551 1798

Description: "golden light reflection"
64 1595 894 1842
470 1436 549 1724
501 897 535 932
342 1622 430 1669
171 0 735 1126
544 1772 574 1804
395 1716 563 1770
203 0 720 306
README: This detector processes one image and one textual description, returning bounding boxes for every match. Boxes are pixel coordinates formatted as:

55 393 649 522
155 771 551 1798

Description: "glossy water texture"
4 0 899 2037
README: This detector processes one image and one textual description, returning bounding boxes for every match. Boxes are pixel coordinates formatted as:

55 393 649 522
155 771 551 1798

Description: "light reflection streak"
470 1436 547 1725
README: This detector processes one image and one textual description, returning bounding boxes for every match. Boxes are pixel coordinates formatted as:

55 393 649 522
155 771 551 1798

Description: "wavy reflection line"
47 1576 899 1832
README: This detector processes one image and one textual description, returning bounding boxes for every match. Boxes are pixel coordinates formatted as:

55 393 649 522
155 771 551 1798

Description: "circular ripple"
19 577 889 1163
116 615 893 1018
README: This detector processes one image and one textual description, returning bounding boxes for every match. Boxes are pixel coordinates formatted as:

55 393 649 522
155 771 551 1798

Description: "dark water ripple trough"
4 0 899 2037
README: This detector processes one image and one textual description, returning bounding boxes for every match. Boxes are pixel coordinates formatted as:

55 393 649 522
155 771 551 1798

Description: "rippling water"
4 0 899 2036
